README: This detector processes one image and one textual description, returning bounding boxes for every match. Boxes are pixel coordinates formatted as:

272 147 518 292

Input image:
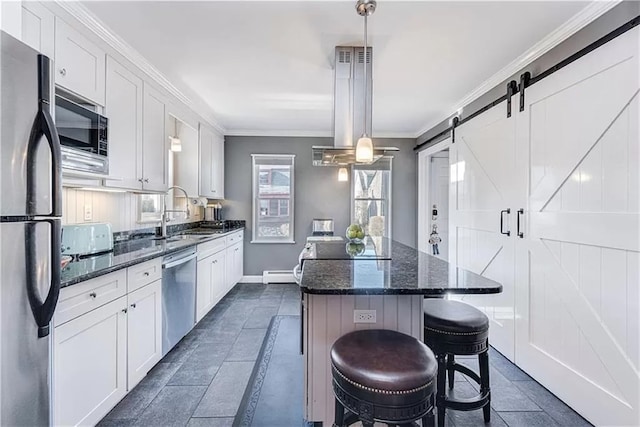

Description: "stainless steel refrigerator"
0 31 62 426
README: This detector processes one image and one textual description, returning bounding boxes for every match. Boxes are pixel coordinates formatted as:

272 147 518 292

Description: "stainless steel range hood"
312 46 398 166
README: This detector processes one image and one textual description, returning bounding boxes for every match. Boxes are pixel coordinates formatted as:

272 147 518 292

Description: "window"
352 157 392 238
252 154 295 243
138 194 163 223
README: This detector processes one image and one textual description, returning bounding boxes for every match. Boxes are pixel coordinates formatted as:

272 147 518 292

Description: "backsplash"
62 188 203 232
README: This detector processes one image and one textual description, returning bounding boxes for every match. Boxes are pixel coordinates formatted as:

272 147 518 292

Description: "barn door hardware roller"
450 116 460 143
506 80 518 118
519 72 531 112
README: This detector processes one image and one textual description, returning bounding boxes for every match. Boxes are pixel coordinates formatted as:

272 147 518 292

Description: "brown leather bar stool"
330 329 437 427
423 299 491 427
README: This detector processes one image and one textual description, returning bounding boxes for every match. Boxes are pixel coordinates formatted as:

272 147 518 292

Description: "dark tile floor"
98 283 301 427
99 283 591 427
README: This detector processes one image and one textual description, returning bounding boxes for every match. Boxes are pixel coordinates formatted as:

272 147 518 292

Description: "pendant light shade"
170 117 182 152
338 167 349 182
355 136 373 163
169 136 182 152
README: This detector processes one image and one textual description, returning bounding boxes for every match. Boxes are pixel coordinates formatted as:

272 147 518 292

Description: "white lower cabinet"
196 232 244 323
54 267 164 426
234 241 244 285
225 243 240 291
211 250 228 305
126 280 162 389
196 255 213 322
54 296 128 427
196 249 226 322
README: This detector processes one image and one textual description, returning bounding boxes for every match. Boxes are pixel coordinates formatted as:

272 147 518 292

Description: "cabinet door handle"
517 209 524 238
500 209 511 236
144 178 149 183
89 292 97 299
143 272 150 277
138 178 143 183
130 303 136 309
59 68 66 77
121 308 128 314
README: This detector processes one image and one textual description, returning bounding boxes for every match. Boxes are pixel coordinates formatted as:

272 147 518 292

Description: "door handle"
517 209 524 238
26 55 62 217
25 219 61 338
500 209 511 236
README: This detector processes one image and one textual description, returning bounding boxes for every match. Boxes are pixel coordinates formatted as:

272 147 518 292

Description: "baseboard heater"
262 270 295 284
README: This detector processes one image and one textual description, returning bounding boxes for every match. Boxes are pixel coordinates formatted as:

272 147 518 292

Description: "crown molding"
225 129 333 138
225 128 418 139
414 0 621 140
53 0 226 135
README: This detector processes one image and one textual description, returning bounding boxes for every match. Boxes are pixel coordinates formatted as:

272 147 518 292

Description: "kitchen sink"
181 229 225 235
166 235 192 242
153 235 198 243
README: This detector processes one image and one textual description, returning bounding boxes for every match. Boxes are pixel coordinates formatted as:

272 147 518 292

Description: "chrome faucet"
161 185 191 238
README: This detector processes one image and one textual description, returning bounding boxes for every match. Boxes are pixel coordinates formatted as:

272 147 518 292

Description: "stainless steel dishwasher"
161 248 197 356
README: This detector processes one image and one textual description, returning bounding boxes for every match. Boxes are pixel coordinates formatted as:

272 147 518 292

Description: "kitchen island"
299 237 502 426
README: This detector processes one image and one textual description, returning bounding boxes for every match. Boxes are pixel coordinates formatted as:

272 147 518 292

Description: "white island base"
302 293 425 426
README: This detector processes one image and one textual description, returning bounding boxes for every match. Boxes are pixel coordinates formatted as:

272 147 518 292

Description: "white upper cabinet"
0 1 21 40
104 66 169 192
54 17 106 105
199 124 224 199
104 56 143 190
20 1 54 58
142 83 169 192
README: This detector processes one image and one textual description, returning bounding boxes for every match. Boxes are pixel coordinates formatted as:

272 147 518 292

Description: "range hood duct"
312 46 398 166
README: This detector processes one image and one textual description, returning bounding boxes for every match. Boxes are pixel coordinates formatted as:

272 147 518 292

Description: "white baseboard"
240 275 263 284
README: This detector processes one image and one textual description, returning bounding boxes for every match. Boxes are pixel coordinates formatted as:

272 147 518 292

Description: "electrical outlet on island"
84 205 92 221
353 309 376 323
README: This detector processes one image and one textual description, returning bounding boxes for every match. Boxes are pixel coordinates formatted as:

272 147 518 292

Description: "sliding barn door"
515 27 639 426
449 103 517 361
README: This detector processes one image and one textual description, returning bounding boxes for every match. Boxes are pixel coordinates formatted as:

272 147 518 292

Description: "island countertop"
299 237 502 295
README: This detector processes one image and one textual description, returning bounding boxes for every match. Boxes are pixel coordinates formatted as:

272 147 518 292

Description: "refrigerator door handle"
25 219 61 338
26 55 62 217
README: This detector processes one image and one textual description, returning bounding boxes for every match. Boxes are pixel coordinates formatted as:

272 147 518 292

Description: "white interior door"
515 27 639 427
449 102 517 361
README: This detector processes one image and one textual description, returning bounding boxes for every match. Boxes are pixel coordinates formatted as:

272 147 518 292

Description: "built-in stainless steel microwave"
55 95 109 175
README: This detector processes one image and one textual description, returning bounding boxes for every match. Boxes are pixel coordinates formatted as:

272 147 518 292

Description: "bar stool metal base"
436 348 491 427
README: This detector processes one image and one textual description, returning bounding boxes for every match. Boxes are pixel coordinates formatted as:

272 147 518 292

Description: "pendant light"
170 117 182 152
355 0 376 163
338 167 349 182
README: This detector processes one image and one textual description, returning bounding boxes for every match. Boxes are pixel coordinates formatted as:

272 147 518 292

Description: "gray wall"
224 136 416 275
417 1 640 146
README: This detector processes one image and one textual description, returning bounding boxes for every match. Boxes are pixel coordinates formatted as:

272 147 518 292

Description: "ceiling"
83 1 589 137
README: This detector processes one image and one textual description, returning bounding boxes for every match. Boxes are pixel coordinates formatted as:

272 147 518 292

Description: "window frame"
251 154 296 244
351 157 393 240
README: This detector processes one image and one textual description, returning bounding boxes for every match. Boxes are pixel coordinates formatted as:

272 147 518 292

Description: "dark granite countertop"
61 227 244 288
299 238 502 295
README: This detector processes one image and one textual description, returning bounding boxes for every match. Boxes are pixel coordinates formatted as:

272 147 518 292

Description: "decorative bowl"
345 226 366 244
